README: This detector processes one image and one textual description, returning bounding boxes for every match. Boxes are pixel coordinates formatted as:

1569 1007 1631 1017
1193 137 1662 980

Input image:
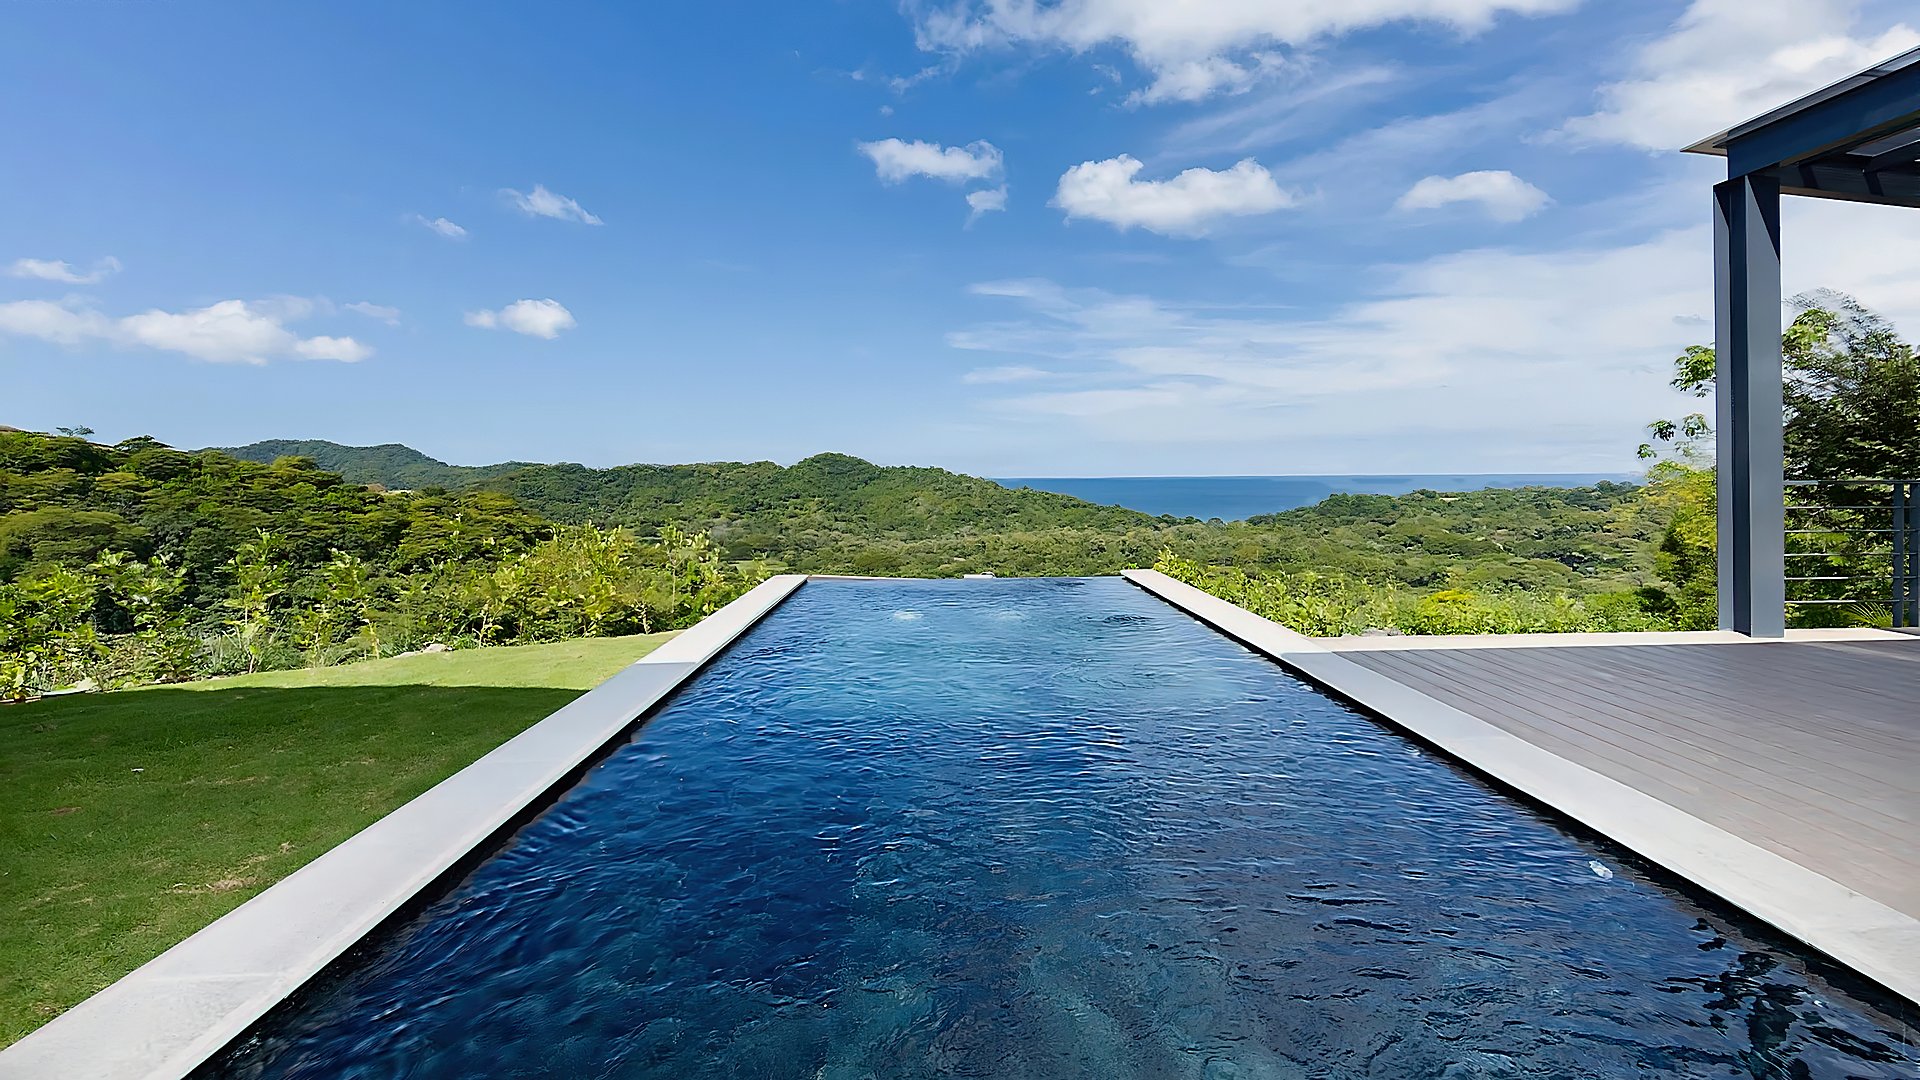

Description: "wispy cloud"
0 296 371 364
502 184 603 225
1052 155 1293 236
344 301 401 325
413 214 468 239
962 363 1050 384
910 0 1580 105
947 193 1920 468
464 298 576 339
1396 170 1550 222
7 256 121 285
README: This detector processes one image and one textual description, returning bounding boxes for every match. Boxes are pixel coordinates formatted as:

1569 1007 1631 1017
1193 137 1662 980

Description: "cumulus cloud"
344 301 401 324
0 296 371 364
503 185 603 225
1052 155 1292 236
464 298 576 339
1564 0 1920 150
413 215 468 239
858 138 1004 183
1396 170 1550 222
966 185 1009 224
911 0 1578 104
7 256 122 285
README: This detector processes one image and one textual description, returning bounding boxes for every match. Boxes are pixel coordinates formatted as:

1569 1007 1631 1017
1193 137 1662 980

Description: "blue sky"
4 0 1918 475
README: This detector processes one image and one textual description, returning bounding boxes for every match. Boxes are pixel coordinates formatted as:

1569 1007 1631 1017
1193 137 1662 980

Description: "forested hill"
217 439 531 490
488 453 1166 536
217 440 1169 537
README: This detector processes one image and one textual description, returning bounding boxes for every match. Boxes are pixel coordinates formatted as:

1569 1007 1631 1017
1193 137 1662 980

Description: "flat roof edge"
0 574 809 1080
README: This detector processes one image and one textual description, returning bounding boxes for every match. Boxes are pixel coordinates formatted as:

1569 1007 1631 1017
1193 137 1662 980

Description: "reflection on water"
205 577 1917 1079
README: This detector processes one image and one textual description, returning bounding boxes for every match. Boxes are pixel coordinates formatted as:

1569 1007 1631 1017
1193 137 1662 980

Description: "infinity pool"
206 578 1915 1078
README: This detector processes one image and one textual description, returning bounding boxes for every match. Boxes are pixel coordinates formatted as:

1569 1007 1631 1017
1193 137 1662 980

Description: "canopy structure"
1683 47 1920 636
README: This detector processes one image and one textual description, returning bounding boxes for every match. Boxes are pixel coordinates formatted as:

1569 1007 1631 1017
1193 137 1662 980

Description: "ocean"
992 474 1638 521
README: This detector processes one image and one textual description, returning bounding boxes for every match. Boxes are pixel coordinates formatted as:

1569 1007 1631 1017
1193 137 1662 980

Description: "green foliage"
1644 292 1920 627
0 431 549 603
1638 462 1718 630
1153 550 1667 637
0 432 764 696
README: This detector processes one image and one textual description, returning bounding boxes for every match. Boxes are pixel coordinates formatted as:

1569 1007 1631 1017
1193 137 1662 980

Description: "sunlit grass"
0 632 675 1047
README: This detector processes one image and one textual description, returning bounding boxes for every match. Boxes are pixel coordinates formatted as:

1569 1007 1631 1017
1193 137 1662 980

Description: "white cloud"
966 185 1009 224
464 298 576 339
857 138 1004 183
414 215 468 239
0 299 113 344
7 256 121 285
962 363 1050 383
502 185 603 225
1396 170 1551 222
1125 53 1285 106
912 0 1579 104
344 301 401 324
1565 0 1920 150
0 297 371 364
946 193 1920 469
1052 155 1293 235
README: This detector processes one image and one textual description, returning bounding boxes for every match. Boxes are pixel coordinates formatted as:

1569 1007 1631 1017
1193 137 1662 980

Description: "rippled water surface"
208 578 1916 1079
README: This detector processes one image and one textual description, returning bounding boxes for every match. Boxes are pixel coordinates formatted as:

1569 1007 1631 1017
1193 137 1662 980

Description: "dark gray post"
1713 175 1786 637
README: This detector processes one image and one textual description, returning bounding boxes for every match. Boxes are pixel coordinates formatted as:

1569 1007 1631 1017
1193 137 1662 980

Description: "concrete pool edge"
1122 568 1920 1007
0 574 810 1080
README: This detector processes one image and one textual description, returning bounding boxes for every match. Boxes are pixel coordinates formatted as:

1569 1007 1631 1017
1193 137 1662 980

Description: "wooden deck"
1329 634 1920 921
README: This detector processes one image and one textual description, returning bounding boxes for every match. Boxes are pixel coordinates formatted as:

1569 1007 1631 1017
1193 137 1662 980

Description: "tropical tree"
225 531 287 674
1641 292 1920 626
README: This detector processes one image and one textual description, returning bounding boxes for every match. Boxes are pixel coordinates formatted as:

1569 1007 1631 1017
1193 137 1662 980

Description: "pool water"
206 578 1916 1078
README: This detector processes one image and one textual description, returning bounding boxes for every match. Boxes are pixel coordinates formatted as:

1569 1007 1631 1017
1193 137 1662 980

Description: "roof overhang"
1685 47 1920 209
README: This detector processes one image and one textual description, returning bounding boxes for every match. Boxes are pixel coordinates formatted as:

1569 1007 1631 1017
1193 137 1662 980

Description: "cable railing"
1783 479 1919 627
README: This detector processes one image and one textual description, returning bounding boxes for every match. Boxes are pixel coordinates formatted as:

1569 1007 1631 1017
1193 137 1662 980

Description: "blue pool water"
207 578 1915 1078
993 474 1637 520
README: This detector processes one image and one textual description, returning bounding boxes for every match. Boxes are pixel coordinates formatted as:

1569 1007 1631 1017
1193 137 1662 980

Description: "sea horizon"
993 472 1641 521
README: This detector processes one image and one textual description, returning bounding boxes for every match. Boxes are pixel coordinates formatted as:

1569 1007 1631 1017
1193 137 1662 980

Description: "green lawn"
0 632 676 1048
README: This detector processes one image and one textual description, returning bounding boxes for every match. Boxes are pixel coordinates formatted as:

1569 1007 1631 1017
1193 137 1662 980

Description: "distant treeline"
3 428 1694 698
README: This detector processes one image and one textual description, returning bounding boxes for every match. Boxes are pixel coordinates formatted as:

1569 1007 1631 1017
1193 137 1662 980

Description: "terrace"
4 49 1919 1080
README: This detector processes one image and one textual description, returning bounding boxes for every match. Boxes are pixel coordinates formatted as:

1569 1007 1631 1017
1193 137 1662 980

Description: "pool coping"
0 574 809 1080
1122 568 1920 1007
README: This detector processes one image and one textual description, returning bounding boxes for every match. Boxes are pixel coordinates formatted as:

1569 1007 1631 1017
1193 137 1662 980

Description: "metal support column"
1713 175 1786 637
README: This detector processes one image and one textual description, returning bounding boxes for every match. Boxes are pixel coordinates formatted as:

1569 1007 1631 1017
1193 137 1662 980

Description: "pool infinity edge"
1121 567 1920 1009
0 574 810 1080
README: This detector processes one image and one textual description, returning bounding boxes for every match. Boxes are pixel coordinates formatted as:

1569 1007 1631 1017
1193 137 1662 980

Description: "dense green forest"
0 432 760 698
223 442 1659 586
219 439 532 491
1 426 1668 698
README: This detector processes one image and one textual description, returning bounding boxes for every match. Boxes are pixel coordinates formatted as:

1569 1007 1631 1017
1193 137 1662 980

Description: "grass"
0 632 676 1048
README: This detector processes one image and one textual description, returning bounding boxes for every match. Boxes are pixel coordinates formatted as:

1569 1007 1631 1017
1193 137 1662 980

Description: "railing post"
1897 482 1917 628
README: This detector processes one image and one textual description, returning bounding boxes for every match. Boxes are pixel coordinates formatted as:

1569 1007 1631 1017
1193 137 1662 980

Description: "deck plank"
1341 638 1920 920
